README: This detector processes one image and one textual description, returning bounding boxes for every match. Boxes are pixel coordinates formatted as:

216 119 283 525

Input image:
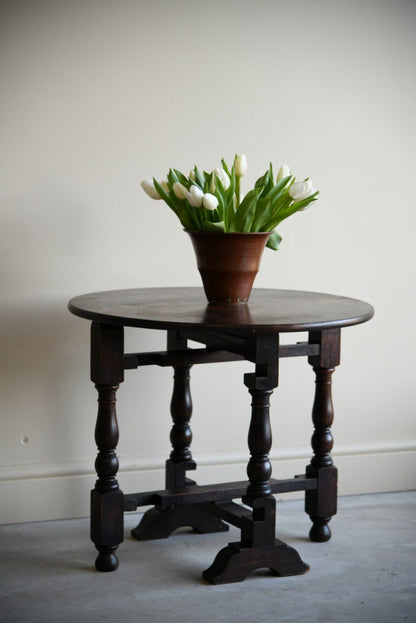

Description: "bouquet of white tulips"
141 154 318 250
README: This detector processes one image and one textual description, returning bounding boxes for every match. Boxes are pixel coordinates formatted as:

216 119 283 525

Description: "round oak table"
68 287 374 584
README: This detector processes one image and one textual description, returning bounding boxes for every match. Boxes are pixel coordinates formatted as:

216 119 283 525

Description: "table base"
125 468 330 584
88 321 341 583
203 540 309 585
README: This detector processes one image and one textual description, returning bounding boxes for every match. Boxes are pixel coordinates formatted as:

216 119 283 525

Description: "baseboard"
1 441 415 524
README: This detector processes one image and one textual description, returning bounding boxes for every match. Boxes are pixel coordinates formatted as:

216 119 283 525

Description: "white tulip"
234 153 247 178
276 165 290 182
189 169 196 181
161 180 170 194
288 179 316 201
141 178 161 200
202 193 219 211
214 167 230 190
188 185 204 207
173 182 189 200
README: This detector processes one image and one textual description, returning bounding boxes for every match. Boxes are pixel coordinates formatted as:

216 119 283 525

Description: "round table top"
68 288 374 333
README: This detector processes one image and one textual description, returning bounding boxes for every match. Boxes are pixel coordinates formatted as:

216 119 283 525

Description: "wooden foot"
203 540 309 585
309 518 332 542
131 505 229 541
305 465 337 542
95 546 119 572
91 488 124 572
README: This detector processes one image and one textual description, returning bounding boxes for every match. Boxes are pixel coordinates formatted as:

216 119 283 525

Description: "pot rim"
185 229 271 237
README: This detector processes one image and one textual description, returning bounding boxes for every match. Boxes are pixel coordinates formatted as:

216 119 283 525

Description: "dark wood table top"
68 288 374 333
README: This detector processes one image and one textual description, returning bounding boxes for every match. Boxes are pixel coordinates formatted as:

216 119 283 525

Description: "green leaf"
263 164 275 197
194 166 205 188
266 230 282 250
260 195 292 231
251 196 271 232
268 161 274 185
272 191 319 225
229 188 260 232
221 157 231 178
203 220 225 232
289 191 319 212
153 178 179 216
265 175 292 203
173 168 189 187
154 177 196 230
204 171 215 194
251 176 294 231
167 168 179 186
216 188 227 226
251 176 290 231
224 169 236 231
254 169 270 191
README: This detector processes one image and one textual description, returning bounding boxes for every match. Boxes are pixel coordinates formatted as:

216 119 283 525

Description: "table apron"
123 342 320 370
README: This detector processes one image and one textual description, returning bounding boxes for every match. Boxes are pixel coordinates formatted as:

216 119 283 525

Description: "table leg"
306 330 340 542
203 334 309 584
131 363 228 540
90 323 124 571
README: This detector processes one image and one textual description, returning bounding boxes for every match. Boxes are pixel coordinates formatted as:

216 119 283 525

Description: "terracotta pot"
186 231 271 305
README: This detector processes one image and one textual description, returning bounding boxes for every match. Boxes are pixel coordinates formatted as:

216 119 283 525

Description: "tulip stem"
235 177 241 208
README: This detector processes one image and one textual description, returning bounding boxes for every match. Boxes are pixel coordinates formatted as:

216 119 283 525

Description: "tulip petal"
141 178 161 200
277 165 290 182
188 185 204 207
288 180 316 201
235 154 247 178
173 182 189 200
202 193 219 211
214 167 231 190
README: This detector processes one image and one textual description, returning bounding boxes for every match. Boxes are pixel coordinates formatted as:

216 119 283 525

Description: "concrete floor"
0 491 415 623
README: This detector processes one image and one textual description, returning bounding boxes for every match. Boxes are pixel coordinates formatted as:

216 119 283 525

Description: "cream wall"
1 0 415 524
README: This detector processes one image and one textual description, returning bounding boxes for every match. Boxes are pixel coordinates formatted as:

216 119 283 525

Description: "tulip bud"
173 182 189 200
189 169 196 181
288 179 316 202
188 185 204 207
214 167 230 190
276 165 290 182
234 154 247 178
202 193 219 211
141 178 161 200
161 180 170 194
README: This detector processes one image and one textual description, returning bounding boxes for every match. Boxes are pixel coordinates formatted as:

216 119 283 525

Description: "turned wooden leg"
204 385 308 584
204 333 308 584
90 323 124 571
244 388 273 504
306 330 340 542
91 384 124 571
166 364 196 488
132 363 227 541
